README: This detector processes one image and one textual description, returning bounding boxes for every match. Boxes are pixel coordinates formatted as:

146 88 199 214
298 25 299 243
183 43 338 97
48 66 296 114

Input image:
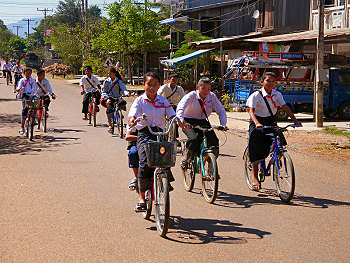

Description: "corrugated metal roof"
190 32 263 47
245 28 350 43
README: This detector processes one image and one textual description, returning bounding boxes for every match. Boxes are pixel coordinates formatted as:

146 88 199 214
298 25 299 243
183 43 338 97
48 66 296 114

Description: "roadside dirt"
285 130 350 164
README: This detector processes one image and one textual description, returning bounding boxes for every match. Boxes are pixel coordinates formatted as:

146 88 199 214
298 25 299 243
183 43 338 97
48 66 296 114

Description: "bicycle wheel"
143 189 153 220
42 107 47 132
182 160 195 192
201 152 219 203
28 111 34 141
6 73 9 85
273 152 295 203
154 171 170 237
243 147 255 191
117 110 123 138
111 113 115 135
88 102 92 124
37 109 41 130
92 102 97 127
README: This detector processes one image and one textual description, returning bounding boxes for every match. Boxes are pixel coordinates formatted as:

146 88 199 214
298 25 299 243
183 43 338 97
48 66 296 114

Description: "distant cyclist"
2 58 13 84
80 66 102 120
35 69 56 115
12 60 23 92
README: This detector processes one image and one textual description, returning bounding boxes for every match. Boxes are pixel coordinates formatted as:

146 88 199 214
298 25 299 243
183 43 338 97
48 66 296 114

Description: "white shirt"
176 90 227 126
157 83 185 106
246 88 286 117
12 65 23 74
17 77 36 95
79 75 100 93
35 78 53 97
128 93 175 131
2 62 12 71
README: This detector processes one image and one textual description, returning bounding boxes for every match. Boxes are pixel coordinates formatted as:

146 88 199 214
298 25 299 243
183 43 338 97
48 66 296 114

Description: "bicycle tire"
28 111 34 141
42 107 47 132
201 152 219 203
92 102 97 127
111 113 115 135
37 110 41 130
273 151 295 203
25 116 29 138
243 147 256 191
117 110 123 138
154 171 170 237
142 189 152 220
88 102 92 124
6 73 9 85
182 161 195 192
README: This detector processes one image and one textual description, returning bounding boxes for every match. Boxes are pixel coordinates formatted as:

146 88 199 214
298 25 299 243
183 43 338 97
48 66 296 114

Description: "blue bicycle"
243 124 300 203
110 96 125 138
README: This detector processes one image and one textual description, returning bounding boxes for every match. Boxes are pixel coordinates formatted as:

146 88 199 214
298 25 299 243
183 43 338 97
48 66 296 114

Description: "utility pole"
85 0 88 26
12 25 23 36
315 0 325 127
23 19 34 39
345 0 349 28
37 8 53 37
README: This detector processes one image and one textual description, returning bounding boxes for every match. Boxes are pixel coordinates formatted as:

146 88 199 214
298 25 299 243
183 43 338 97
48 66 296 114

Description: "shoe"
45 112 49 118
19 129 24 135
128 179 137 191
13 90 16 93
134 202 147 212
108 127 113 134
96 106 100 112
82 116 88 120
252 182 261 191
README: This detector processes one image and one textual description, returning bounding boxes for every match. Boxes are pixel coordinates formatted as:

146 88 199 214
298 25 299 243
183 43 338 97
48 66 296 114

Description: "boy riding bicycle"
2 58 13 84
35 69 56 114
128 72 175 212
101 67 129 133
12 60 23 92
246 72 301 191
16 68 36 135
80 66 101 120
176 77 228 170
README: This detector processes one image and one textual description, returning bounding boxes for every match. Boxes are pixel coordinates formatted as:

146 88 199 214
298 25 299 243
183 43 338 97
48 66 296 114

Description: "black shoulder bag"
166 86 178 100
198 99 210 122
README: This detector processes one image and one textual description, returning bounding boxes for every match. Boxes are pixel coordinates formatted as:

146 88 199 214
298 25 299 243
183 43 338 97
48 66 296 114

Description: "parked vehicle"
25 53 40 69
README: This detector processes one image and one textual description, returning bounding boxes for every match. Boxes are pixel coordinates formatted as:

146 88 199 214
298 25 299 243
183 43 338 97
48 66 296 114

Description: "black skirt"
248 116 276 165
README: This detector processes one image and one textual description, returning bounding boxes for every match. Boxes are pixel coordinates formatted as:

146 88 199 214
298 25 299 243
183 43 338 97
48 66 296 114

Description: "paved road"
0 76 349 262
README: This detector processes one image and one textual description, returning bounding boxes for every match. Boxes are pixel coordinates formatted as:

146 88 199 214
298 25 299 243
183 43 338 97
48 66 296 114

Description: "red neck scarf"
145 98 171 109
265 94 277 109
199 99 207 118
24 79 32 88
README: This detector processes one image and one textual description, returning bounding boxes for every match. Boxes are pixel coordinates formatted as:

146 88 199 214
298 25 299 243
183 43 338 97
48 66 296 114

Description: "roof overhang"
160 48 215 68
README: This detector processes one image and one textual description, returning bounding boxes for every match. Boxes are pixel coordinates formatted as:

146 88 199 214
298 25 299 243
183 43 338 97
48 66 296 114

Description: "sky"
0 0 110 26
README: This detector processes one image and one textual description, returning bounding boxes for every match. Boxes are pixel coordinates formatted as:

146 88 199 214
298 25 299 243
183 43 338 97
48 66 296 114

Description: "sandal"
134 202 147 212
180 160 188 170
128 179 137 191
82 117 88 120
252 182 261 191
108 127 113 134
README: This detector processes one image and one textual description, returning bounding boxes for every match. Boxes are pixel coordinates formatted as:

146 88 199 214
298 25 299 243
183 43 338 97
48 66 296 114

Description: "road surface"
0 76 349 262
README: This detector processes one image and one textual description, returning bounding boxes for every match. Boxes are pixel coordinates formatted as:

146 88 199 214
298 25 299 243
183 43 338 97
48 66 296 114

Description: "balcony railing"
312 4 350 29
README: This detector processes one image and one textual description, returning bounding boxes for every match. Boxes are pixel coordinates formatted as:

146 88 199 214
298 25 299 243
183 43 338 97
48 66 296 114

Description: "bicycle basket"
25 98 41 109
145 141 176 168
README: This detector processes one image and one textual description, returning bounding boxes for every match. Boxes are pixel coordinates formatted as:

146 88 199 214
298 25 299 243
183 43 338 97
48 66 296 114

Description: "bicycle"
182 125 226 204
37 95 55 133
243 124 301 203
110 97 125 138
87 92 98 127
24 96 41 141
132 114 178 237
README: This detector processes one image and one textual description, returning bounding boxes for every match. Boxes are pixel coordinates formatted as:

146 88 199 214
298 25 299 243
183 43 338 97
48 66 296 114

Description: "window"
338 72 350 86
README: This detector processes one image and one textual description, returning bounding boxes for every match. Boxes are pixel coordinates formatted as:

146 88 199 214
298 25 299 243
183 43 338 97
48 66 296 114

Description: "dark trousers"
106 97 126 114
41 95 51 110
3 70 12 82
82 91 101 114
183 118 219 156
14 73 22 86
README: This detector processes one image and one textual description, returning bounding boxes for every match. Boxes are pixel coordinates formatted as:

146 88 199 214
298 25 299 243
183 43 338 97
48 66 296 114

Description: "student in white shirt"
12 60 23 92
2 58 13 83
16 68 36 135
128 72 175 212
36 69 56 113
80 66 101 120
101 67 129 132
176 77 228 169
246 72 301 191
157 73 185 140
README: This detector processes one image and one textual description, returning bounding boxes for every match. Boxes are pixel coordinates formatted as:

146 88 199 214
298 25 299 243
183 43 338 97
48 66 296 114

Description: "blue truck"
225 53 350 120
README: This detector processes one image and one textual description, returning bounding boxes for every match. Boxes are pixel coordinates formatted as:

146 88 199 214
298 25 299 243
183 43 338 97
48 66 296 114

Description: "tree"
0 20 14 57
8 36 26 59
95 0 169 82
54 0 82 27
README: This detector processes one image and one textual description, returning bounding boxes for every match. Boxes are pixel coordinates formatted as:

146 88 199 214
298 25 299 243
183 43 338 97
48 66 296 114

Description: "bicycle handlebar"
130 113 179 136
257 124 302 132
190 125 227 132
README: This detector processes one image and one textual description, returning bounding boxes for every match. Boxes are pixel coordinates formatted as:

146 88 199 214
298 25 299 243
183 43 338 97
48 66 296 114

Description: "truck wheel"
338 102 350 120
275 107 288 121
324 109 338 119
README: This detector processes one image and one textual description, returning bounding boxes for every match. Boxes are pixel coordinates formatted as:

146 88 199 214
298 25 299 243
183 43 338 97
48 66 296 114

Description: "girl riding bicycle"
176 77 228 170
128 72 175 212
246 72 301 191
101 67 129 133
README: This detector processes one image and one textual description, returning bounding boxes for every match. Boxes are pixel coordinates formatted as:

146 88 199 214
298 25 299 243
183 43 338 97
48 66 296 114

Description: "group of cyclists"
10 62 302 212
1 58 24 92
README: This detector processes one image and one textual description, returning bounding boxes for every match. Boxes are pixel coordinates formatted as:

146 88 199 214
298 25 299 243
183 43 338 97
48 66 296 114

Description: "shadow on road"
212 189 350 209
0 114 21 125
0 135 80 155
0 98 17 102
161 216 271 244
51 128 86 133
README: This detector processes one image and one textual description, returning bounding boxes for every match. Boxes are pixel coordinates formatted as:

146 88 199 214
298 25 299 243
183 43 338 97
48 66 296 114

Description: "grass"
323 127 350 138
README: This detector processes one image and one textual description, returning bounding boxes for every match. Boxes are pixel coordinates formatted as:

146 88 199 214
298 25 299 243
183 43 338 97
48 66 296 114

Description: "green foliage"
0 20 14 57
8 36 26 58
323 127 350 138
54 0 82 27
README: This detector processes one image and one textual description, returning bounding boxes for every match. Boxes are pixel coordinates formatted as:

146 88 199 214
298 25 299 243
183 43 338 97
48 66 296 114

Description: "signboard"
281 53 303 59
103 57 113 67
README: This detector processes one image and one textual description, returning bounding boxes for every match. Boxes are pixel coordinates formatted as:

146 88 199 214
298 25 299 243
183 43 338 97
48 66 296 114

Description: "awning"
160 18 177 25
160 48 215 68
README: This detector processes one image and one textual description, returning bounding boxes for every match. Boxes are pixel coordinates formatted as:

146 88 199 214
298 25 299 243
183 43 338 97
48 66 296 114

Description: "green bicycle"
182 125 225 204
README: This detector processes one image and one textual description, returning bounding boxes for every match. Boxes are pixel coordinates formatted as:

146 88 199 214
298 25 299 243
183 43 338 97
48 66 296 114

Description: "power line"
23 18 34 39
12 25 23 36
37 8 53 37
